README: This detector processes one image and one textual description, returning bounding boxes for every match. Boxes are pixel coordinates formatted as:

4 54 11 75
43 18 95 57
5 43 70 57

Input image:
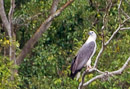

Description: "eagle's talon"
86 65 92 71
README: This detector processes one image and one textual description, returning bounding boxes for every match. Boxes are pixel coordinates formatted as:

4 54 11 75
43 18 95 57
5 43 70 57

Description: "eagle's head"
88 31 97 40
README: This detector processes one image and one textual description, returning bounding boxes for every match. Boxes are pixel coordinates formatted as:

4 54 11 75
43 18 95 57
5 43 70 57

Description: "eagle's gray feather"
72 41 95 73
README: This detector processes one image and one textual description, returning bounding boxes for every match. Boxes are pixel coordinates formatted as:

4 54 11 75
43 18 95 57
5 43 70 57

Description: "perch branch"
78 67 104 89
83 57 130 86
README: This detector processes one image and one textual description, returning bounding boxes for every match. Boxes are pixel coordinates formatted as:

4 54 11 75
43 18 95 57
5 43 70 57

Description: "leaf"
92 81 96 86
88 74 93 78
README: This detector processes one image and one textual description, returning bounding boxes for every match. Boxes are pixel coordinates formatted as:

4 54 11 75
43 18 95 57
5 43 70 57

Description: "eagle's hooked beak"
88 31 92 35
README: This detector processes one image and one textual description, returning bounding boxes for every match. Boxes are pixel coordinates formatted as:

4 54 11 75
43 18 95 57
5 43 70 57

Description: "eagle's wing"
72 41 95 73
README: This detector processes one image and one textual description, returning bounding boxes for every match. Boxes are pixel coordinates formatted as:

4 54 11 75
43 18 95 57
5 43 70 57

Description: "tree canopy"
0 0 130 89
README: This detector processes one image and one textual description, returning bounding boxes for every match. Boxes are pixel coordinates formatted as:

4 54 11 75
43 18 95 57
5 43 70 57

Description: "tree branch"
120 27 130 30
16 0 74 65
78 68 104 89
94 0 112 68
83 57 130 87
94 4 130 68
0 0 11 33
118 0 122 24
104 25 122 46
8 0 15 24
121 8 130 18
93 42 104 68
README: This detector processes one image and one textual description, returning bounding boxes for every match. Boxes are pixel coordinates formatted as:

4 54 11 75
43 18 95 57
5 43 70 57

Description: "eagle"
70 31 97 79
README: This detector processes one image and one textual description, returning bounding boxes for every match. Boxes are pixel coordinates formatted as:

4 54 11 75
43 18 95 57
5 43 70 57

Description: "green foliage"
1 0 130 89
0 56 21 89
18 0 130 88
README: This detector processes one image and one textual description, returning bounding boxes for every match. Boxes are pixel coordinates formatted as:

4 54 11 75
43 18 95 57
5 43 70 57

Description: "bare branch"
26 13 43 21
105 16 130 46
104 0 124 46
121 8 130 18
94 42 104 68
122 17 130 24
78 67 104 89
83 73 105 86
118 0 122 10
94 1 113 68
111 57 130 75
78 71 87 89
8 0 15 23
103 0 112 25
105 25 121 46
94 68 104 74
120 27 130 30
118 0 122 24
83 57 130 87
0 0 11 32
125 0 130 5
78 68 96 89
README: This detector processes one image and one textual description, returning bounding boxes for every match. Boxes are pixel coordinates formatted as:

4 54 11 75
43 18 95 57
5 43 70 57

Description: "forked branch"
83 57 130 86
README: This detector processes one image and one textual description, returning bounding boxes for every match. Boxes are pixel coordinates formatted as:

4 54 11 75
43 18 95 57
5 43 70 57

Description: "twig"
125 0 130 5
105 16 130 46
83 73 105 86
105 25 121 46
121 8 130 18
122 17 130 24
118 0 122 24
120 27 130 30
93 0 113 68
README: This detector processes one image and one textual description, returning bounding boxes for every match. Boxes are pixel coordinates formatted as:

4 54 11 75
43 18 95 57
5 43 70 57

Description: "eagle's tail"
70 70 79 79
69 56 79 79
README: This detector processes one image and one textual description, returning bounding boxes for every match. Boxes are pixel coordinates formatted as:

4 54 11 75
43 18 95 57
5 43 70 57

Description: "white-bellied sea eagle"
70 31 97 79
